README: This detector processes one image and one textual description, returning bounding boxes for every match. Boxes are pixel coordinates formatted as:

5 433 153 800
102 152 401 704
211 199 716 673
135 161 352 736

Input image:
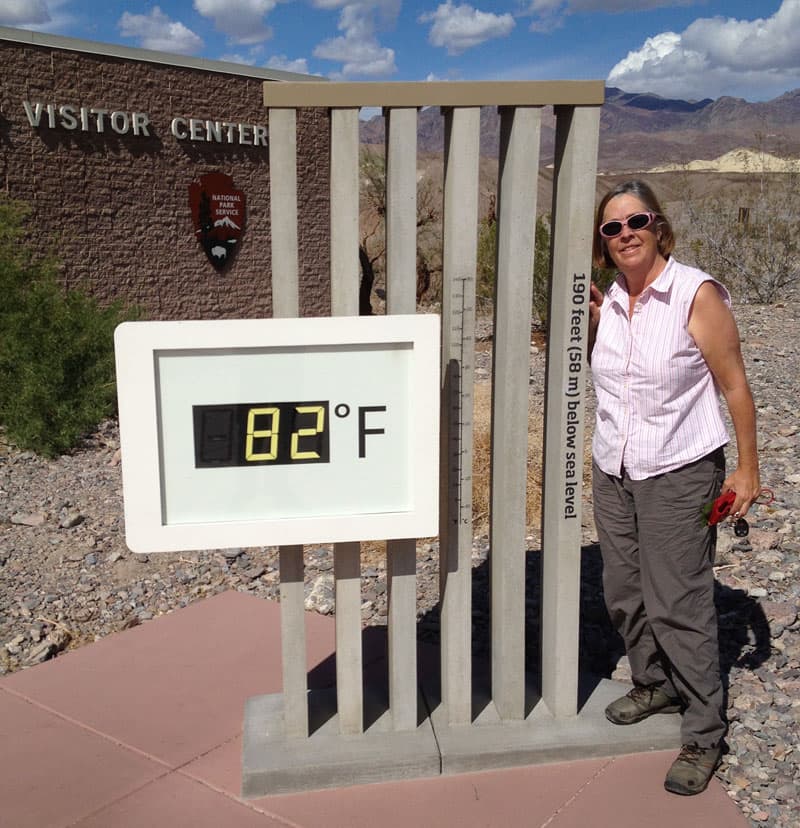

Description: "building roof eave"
0 25 325 84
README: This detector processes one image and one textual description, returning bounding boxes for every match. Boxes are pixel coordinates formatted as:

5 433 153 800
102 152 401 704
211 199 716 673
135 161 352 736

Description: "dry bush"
680 171 800 302
471 380 544 537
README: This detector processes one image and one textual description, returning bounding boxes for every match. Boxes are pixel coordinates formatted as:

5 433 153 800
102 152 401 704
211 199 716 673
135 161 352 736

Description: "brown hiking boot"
604 685 682 725
664 743 722 795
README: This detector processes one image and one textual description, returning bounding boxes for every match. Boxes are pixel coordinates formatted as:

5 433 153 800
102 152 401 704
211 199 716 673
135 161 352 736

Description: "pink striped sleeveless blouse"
591 257 730 480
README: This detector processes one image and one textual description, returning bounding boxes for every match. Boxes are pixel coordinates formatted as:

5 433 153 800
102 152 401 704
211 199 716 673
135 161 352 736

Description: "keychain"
706 488 775 538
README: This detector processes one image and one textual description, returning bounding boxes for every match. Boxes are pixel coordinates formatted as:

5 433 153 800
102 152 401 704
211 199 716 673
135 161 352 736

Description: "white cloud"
608 0 800 101
525 0 693 13
526 0 561 10
525 0 695 33
0 0 50 25
683 1 800 71
524 0 565 30
0 0 75 33
266 54 310 74
313 0 401 27
312 0 399 78
420 2 515 55
314 36 395 77
219 45 267 65
194 0 279 46
219 52 257 65
565 0 692 9
118 7 204 55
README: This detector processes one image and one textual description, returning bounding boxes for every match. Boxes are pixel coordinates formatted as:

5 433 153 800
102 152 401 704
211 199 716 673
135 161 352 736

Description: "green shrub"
591 265 617 295
531 214 551 326
0 197 137 457
476 215 497 306
475 212 552 324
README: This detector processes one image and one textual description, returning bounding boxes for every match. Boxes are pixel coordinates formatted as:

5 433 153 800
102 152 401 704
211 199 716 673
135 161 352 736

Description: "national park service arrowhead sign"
188 173 246 271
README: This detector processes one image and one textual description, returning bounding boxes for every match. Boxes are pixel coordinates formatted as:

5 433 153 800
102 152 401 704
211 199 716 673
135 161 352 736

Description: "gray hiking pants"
591 448 727 748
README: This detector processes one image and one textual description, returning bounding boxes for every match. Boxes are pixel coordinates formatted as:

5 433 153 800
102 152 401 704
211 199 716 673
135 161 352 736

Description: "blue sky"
3 0 799 102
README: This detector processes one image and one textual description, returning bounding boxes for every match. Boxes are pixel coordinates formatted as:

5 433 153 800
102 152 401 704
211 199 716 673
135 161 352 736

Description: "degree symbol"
335 403 351 418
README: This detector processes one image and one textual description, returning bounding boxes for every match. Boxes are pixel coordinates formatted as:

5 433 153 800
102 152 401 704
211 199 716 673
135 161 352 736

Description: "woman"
588 180 760 796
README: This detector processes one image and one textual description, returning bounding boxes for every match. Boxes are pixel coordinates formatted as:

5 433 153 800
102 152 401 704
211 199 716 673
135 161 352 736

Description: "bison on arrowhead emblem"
188 173 246 271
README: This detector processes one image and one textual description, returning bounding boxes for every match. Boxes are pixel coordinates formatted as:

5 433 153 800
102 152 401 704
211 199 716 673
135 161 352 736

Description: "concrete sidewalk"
1 590 748 827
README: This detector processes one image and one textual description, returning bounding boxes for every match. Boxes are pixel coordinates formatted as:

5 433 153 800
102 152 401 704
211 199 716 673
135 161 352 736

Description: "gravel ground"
1 303 798 826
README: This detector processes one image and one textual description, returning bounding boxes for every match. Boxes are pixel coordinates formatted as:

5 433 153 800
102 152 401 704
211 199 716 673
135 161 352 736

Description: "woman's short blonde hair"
592 180 675 270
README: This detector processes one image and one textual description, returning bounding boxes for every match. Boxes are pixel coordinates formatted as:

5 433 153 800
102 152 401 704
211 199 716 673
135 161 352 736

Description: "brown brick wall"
0 40 331 319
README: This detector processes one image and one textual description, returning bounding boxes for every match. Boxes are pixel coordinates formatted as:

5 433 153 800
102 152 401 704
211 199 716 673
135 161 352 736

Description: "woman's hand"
721 467 762 519
588 282 604 358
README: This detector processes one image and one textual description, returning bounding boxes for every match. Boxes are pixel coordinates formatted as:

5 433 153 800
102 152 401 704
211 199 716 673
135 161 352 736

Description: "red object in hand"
704 490 736 526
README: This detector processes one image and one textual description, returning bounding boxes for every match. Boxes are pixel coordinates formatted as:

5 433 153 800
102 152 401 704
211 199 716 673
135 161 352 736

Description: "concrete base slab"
243 678 682 796
242 688 441 797
431 678 683 775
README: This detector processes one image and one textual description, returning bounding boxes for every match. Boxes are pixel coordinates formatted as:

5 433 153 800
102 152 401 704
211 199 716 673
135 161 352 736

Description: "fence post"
490 105 542 720
268 106 308 740
330 106 364 736
385 105 421 732
439 105 480 726
540 104 601 718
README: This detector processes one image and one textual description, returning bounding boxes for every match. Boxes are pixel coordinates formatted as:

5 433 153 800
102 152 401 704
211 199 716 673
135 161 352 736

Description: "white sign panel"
114 315 440 553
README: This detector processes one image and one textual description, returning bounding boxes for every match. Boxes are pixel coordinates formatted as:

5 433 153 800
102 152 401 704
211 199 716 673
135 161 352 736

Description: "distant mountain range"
359 87 800 173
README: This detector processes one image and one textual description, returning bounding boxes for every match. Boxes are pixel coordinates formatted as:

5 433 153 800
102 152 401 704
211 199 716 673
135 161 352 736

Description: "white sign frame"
114 315 440 553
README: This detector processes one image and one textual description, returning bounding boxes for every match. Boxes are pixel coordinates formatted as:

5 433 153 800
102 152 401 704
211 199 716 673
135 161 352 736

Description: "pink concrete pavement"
1 590 748 828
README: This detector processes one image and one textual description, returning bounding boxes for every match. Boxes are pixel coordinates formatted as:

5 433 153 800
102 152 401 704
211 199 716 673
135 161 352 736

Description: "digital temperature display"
114 314 440 552
193 401 330 467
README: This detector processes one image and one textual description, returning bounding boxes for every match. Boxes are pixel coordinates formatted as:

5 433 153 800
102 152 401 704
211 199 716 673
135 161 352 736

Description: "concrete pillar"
269 106 307 739
490 106 541 720
385 105 420 732
330 106 364 735
439 105 480 726
540 104 601 718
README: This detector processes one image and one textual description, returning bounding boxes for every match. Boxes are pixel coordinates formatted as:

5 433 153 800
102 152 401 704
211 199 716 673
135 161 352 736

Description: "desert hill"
360 86 800 174
649 147 797 174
